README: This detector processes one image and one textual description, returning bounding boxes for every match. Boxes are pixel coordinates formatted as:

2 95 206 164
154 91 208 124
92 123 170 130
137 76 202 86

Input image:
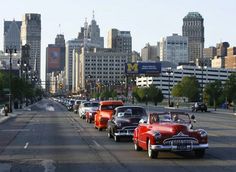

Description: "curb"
0 113 19 124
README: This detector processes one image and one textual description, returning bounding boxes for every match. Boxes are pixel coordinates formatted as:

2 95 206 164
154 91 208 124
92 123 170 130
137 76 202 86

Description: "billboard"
47 47 62 72
125 62 161 75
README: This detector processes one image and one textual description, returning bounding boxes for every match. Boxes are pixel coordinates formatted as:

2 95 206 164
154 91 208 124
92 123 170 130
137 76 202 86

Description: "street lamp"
6 46 17 113
166 68 173 107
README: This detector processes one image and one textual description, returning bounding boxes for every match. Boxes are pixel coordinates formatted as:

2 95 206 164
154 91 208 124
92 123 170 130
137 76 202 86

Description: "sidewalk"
127 102 236 116
0 107 26 124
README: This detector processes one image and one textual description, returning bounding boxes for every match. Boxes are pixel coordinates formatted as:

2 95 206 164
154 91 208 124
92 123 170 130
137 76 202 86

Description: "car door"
137 116 148 149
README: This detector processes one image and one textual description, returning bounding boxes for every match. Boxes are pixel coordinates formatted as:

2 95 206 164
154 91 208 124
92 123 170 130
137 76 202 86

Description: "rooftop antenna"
92 10 95 20
59 24 61 35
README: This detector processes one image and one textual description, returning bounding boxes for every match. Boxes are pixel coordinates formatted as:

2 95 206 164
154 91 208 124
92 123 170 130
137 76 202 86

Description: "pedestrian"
4 104 9 116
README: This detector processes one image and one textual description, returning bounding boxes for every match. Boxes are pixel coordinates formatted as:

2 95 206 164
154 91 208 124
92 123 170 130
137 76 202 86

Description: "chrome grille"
164 137 198 146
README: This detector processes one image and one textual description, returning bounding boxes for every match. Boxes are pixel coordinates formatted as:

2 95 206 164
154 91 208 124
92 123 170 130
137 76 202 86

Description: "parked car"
107 106 147 142
94 100 124 131
67 99 75 111
85 110 97 123
73 100 85 114
79 101 99 119
192 102 207 112
133 112 208 159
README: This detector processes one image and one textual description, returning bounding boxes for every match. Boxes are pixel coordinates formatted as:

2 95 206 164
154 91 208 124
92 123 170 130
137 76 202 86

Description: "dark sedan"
107 106 147 142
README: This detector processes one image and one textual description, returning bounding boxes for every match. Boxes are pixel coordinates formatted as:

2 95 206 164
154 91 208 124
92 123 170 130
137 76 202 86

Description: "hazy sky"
0 0 235 79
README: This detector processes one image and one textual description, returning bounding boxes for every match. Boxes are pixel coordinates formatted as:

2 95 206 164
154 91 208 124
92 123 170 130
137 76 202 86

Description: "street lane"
0 99 235 171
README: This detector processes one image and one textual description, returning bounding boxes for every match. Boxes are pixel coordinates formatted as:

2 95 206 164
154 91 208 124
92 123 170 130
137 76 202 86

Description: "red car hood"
152 122 189 135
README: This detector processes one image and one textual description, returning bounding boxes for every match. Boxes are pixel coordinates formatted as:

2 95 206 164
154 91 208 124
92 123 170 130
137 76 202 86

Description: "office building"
73 48 129 93
107 29 132 56
4 20 22 52
21 13 41 79
225 47 236 69
160 34 188 65
137 65 235 98
65 16 104 91
182 12 204 63
141 43 159 61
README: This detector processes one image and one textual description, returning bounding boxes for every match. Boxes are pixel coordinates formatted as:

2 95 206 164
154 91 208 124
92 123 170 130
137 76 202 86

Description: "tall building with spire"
4 20 22 52
182 12 204 63
65 12 104 91
21 13 41 80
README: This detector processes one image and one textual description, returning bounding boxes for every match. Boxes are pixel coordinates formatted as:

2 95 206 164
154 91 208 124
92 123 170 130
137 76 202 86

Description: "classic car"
107 106 147 142
192 102 207 112
85 110 97 123
78 101 99 119
133 112 208 159
94 100 124 131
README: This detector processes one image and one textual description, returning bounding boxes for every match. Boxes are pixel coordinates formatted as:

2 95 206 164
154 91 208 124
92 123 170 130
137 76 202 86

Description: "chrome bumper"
151 143 208 151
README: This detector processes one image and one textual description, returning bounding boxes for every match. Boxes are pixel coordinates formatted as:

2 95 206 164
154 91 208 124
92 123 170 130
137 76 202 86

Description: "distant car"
192 102 207 112
94 100 124 131
133 112 208 159
67 99 75 111
73 100 85 114
79 101 100 119
107 106 147 142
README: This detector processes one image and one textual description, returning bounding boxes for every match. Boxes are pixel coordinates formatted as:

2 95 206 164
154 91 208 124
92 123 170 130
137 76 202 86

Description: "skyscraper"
182 12 204 63
107 29 132 56
65 15 104 91
160 34 188 65
4 20 22 52
21 13 41 79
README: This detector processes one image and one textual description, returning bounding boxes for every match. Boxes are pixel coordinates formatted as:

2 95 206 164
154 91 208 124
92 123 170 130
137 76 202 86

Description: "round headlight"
153 132 162 140
198 129 207 137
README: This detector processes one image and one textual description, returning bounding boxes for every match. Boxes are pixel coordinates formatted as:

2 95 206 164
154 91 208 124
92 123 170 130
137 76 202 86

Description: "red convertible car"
133 112 208 159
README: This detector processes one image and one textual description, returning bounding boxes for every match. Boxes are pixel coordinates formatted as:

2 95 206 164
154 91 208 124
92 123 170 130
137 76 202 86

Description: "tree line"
0 71 43 105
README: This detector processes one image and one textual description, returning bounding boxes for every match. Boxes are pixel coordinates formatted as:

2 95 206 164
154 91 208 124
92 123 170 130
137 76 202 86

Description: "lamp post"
166 68 173 107
6 47 17 113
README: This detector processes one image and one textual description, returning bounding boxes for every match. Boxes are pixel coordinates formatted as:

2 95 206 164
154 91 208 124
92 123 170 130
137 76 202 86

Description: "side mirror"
191 115 195 120
191 115 196 123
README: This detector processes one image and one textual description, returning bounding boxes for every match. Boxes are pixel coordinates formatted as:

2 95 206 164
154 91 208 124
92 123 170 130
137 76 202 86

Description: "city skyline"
0 0 235 80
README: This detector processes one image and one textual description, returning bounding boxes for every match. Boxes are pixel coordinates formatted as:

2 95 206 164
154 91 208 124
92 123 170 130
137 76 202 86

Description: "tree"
171 82 182 98
223 73 236 104
147 85 163 105
204 80 223 110
181 76 200 102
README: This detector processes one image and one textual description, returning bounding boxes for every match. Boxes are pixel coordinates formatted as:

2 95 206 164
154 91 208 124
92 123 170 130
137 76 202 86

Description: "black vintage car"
107 106 147 142
192 102 207 112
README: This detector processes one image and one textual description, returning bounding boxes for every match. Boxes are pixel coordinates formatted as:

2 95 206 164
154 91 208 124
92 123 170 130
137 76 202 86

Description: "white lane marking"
41 159 56 172
0 129 30 132
93 140 102 148
24 142 29 149
46 106 55 111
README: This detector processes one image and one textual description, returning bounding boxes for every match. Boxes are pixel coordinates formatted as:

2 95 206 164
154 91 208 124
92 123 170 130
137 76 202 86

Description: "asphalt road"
0 98 235 172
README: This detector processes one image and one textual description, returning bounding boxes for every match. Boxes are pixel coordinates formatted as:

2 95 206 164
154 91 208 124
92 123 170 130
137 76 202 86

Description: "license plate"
176 145 191 151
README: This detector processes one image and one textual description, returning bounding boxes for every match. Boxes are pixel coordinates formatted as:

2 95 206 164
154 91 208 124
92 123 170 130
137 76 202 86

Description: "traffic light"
59 83 63 89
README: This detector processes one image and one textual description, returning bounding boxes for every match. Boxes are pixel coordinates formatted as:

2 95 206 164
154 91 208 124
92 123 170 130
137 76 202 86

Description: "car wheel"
147 139 158 159
195 149 205 158
114 135 120 142
98 127 102 131
134 140 142 151
89 119 92 123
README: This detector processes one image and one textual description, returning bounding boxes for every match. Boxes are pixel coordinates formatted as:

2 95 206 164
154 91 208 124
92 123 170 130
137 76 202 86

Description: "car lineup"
54 98 208 159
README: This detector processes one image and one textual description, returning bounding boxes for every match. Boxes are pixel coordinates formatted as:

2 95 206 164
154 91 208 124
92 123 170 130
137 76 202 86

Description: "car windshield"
84 102 99 107
116 107 146 118
101 104 121 110
150 113 190 124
